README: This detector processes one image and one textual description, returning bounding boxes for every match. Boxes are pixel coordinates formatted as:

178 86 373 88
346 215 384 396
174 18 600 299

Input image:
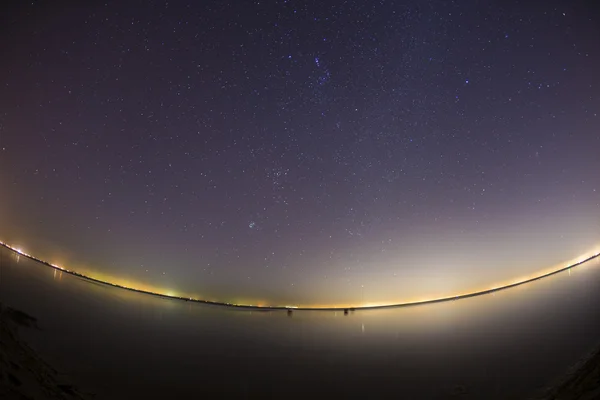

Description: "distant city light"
1 240 599 310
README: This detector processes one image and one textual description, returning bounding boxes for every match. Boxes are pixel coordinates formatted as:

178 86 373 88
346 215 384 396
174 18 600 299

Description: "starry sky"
1 0 599 306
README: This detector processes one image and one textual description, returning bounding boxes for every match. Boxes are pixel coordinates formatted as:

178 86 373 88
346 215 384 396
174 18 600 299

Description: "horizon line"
1 240 599 312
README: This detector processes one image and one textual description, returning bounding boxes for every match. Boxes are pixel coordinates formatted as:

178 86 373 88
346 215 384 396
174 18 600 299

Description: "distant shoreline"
1 242 599 312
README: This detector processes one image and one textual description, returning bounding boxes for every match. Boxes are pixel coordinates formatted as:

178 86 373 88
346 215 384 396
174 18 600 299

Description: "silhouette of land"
1 241 598 311
0 302 91 399
533 342 600 400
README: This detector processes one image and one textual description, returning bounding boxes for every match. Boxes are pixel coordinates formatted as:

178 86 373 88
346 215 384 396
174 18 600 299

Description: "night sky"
1 0 599 307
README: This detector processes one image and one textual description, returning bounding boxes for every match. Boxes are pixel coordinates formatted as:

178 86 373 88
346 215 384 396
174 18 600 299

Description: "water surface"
1 247 600 399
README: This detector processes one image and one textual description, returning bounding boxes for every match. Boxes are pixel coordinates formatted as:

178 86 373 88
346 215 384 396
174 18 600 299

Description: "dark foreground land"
1 302 599 399
533 344 600 400
0 303 90 400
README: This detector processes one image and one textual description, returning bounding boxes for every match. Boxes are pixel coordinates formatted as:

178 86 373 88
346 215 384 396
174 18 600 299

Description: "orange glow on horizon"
1 240 599 310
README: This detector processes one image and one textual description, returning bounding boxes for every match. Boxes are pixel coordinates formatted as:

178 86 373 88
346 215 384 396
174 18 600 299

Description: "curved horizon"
1 0 599 315
1 240 598 311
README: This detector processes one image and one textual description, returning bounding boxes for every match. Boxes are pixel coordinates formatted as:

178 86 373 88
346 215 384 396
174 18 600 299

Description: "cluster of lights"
1 239 599 311
0 239 299 310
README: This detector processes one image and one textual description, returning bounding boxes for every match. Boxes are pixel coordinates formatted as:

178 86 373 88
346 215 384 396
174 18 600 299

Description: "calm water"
1 247 600 399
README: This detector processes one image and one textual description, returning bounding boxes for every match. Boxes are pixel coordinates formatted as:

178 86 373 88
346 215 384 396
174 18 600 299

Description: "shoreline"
531 341 600 399
0 303 91 399
1 242 599 312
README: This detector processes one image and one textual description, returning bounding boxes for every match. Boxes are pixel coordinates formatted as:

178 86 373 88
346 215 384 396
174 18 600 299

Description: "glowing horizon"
2 239 598 310
1 0 599 318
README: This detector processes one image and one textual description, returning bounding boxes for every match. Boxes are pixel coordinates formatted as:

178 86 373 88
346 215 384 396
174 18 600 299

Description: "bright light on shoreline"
1 240 600 310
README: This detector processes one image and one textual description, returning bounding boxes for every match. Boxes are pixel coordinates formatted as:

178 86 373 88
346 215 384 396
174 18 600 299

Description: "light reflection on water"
1 248 600 399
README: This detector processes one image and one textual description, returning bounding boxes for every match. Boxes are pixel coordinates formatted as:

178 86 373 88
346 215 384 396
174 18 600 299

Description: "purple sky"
1 0 599 306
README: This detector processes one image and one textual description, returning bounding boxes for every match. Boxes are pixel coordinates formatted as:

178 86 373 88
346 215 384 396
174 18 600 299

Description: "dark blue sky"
1 0 599 306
